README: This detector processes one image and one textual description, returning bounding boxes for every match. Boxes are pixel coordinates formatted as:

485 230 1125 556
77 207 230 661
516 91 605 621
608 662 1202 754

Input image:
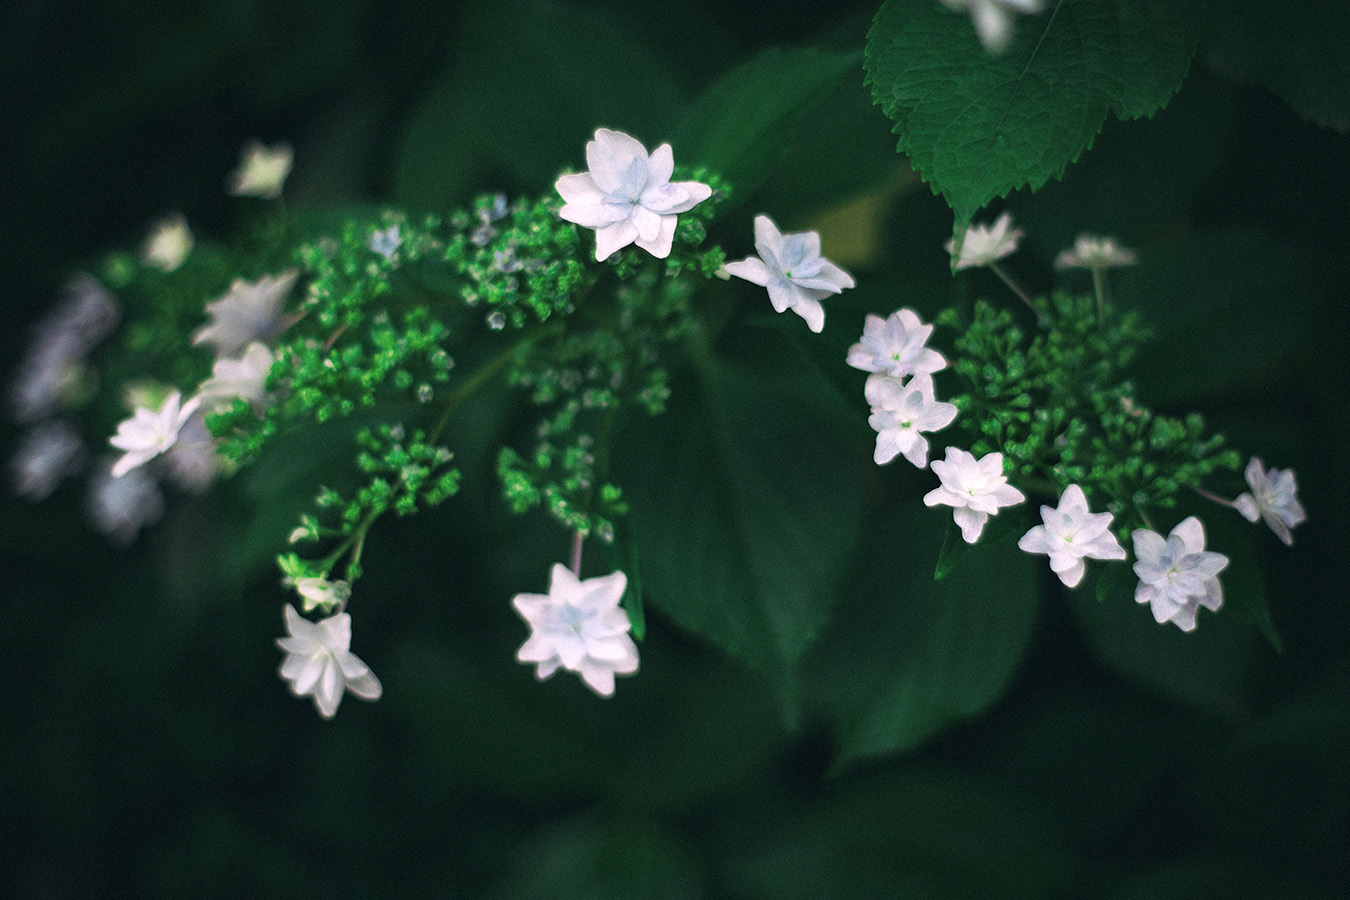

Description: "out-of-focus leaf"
866 0 1201 226
811 503 1039 766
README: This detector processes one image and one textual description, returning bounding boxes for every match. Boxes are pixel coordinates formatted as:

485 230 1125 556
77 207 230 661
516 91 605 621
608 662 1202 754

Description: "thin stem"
1091 267 1110 326
570 530 584 576
988 261 1046 326
1192 485 1237 508
1134 503 1155 532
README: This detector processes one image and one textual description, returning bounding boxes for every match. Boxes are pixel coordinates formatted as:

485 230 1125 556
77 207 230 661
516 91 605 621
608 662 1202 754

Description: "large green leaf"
810 503 1039 765
613 341 864 721
865 0 1201 225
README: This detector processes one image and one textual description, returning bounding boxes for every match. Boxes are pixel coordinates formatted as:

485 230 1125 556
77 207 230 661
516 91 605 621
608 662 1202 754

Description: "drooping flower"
1017 484 1126 588
87 458 164 546
276 604 382 718
724 214 855 333
939 0 1044 54
512 563 639 697
108 390 201 478
555 128 712 262
195 341 275 413
1234 457 1306 546
10 419 85 501
866 373 958 467
1132 517 1229 632
924 447 1026 543
191 270 298 357
141 213 194 272
946 211 1023 271
367 225 402 261
1054 234 1137 270
228 139 293 199
846 308 947 379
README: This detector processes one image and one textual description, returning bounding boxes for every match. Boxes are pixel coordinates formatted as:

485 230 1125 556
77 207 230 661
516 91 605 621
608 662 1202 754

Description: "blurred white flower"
1017 484 1126 588
724 214 855 333
276 604 382 718
87 458 164 546
512 563 639 697
924 447 1025 543
164 412 221 492
140 213 194 272
228 140 293 199
1234 457 1306 546
367 225 402 261
293 576 352 614
109 390 201 478
196 342 275 413
191 270 298 357
846 308 947 379
940 0 1044 54
1132 517 1228 632
556 128 712 261
946 211 1022 271
10 419 85 501
866 373 958 467
10 275 120 422
1054 234 1137 270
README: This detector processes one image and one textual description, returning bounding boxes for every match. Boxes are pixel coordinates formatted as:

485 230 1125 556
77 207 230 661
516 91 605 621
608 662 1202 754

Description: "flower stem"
989 262 1046 326
1192 485 1237 508
570 530 584 577
1091 267 1110 327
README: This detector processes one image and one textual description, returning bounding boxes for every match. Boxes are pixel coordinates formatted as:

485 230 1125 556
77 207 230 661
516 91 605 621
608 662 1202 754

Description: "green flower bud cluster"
942 293 1239 531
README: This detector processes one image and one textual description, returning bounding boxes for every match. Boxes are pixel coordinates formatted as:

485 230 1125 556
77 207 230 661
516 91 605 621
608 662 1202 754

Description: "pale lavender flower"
164 412 221 492
276 604 382 718
87 459 165 546
924 447 1026 543
556 129 712 261
724 214 855 333
1132 517 1229 632
191 270 298 357
866 373 958 467
108 390 201 478
946 211 1022 271
10 419 86 500
512 563 639 697
1017 484 1126 588
10 275 120 422
1234 457 1306 546
846 308 947 378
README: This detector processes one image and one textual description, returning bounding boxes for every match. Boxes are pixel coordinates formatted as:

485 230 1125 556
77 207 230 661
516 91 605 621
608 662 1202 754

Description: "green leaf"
673 47 863 202
613 341 864 722
811 505 1039 766
865 0 1201 225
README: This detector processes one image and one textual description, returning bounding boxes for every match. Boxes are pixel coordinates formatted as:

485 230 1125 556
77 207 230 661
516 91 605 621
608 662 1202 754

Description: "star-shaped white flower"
724 214 855 334
846 308 947 378
556 128 712 262
1054 234 1138 270
946 211 1023 271
1132 517 1229 632
1017 484 1127 588
512 563 639 697
228 140 293 199
195 342 275 413
367 225 402 261
140 213 194 272
939 0 1044 54
866 373 958 467
276 604 382 718
191 270 298 357
1234 457 1306 546
924 447 1026 543
108 390 201 477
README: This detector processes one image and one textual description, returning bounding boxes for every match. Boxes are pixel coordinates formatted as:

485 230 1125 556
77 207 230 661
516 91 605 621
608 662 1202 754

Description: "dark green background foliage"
2 0 1348 897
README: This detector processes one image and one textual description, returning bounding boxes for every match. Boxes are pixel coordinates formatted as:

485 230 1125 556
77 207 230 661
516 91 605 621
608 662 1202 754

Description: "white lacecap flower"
556 128 712 262
1234 457 1306 546
293 576 352 614
191 270 298 357
924 447 1026 543
108 390 201 478
939 0 1045 54
276 604 382 718
512 563 639 697
866 373 958 467
195 342 275 413
10 419 86 501
946 211 1023 271
1132 517 1229 632
141 213 194 272
367 225 402 261
1017 484 1126 588
228 140 293 199
846 308 947 379
724 214 855 334
1054 234 1138 270
87 458 165 546
10 274 120 422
